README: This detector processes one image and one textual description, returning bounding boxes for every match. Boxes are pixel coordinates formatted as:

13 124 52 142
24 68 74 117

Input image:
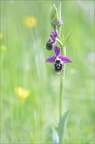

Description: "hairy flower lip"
46 39 53 50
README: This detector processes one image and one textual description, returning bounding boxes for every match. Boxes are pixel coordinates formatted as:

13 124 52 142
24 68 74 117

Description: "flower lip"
46 39 53 50
54 58 63 73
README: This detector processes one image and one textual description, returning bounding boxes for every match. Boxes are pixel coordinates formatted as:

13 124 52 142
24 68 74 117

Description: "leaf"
63 32 71 47
58 110 69 144
52 127 59 144
50 4 58 29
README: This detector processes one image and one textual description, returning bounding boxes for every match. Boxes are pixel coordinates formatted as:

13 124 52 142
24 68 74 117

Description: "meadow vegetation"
0 0 94 143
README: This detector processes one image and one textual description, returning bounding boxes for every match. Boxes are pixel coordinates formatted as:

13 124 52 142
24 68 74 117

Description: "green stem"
57 38 63 47
59 72 63 118
59 46 63 118
59 44 66 119
57 22 66 118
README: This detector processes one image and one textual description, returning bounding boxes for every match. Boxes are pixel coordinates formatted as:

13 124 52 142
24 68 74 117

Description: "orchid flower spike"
46 46 72 73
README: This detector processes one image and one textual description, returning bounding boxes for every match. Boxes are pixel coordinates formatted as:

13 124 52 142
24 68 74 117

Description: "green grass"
0 0 94 143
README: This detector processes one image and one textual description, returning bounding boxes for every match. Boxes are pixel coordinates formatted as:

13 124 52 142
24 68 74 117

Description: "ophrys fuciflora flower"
46 29 58 50
46 46 72 73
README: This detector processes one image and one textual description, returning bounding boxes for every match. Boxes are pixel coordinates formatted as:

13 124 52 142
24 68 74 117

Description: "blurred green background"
0 0 94 143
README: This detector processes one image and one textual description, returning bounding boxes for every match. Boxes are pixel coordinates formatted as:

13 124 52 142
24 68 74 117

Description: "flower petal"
51 29 58 37
54 46 60 56
50 29 58 45
59 56 72 63
58 18 63 26
46 56 56 63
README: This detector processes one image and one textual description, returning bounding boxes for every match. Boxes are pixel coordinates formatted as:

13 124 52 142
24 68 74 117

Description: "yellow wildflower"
24 16 37 28
15 87 30 102
0 33 3 40
0 45 7 52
